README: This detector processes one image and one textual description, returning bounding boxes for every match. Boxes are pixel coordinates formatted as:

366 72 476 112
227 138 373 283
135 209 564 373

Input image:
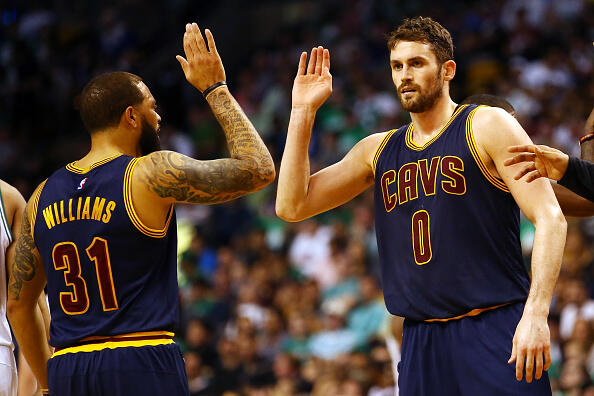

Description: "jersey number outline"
412 210 432 265
52 238 118 315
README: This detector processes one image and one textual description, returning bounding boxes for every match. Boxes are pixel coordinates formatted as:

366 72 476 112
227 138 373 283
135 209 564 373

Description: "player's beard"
397 68 444 113
139 116 161 155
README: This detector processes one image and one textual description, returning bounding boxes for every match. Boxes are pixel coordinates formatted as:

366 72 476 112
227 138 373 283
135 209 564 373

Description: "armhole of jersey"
30 179 48 241
123 157 174 238
372 129 398 176
465 106 511 193
0 184 12 242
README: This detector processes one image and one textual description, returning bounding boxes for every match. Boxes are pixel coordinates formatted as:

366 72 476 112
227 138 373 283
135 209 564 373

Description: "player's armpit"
134 150 274 205
552 182 594 217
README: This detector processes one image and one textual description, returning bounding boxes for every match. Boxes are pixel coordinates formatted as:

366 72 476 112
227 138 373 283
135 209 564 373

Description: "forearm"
276 105 316 220
8 306 51 388
206 86 274 176
552 182 594 217
525 211 566 316
558 156 594 202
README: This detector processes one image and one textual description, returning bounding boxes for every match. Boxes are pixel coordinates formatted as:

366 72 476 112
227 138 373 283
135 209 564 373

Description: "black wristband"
203 81 227 98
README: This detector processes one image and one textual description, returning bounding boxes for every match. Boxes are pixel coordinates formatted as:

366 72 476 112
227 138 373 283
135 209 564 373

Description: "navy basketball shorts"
398 302 551 396
47 342 189 396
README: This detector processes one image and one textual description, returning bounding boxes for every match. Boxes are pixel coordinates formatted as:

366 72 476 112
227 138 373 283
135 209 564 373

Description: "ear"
122 106 139 128
442 60 456 81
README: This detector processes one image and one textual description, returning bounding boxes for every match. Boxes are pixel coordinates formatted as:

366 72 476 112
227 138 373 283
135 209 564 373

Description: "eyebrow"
391 56 428 64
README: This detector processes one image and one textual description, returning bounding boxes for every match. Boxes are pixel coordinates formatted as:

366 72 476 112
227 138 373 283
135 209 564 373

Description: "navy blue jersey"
373 104 529 320
33 155 179 348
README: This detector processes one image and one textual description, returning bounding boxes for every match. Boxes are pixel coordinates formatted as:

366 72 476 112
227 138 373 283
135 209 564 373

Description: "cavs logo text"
380 156 466 212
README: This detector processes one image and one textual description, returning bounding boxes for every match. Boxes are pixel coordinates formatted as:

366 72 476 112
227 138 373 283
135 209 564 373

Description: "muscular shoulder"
0 180 25 226
350 131 391 166
472 106 524 145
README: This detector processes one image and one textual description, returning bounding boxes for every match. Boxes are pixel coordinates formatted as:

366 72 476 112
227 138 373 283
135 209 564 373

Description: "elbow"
260 163 276 187
275 201 304 222
6 298 21 325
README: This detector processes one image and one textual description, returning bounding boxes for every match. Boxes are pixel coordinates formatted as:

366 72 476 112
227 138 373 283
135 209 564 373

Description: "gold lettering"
82 197 91 220
102 201 116 223
91 197 106 221
59 200 67 223
42 206 56 229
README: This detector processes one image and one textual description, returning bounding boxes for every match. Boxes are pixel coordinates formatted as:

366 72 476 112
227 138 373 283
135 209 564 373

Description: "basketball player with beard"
276 17 565 395
7 23 274 396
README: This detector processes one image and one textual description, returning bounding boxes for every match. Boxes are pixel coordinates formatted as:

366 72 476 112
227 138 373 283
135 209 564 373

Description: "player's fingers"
176 55 189 75
307 47 317 74
524 170 544 183
508 339 517 363
512 164 535 180
508 145 537 154
525 348 534 383
204 29 218 53
183 27 194 59
534 347 543 380
504 153 536 166
297 52 307 76
186 25 200 58
315 46 324 75
192 23 207 52
323 48 330 72
544 345 551 371
515 348 525 381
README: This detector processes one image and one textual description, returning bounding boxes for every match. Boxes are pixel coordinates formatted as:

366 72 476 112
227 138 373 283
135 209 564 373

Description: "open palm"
292 46 332 111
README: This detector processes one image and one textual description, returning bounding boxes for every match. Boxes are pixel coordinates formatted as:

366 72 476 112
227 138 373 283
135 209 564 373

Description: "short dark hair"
79 71 144 133
387 16 454 64
461 94 516 115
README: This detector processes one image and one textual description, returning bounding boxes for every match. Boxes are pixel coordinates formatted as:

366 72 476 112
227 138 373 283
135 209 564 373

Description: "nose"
401 65 413 83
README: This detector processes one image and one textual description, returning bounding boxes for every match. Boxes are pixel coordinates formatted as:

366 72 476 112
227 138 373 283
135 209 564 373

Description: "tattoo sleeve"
8 205 39 300
139 88 274 204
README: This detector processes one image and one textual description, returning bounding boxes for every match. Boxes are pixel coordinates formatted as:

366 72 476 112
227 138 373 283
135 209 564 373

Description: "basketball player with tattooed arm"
7 22 274 396
276 17 565 395
0 180 50 396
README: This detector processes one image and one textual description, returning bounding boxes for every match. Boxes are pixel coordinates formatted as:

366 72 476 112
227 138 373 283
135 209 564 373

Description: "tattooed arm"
6 184 51 390
132 23 274 209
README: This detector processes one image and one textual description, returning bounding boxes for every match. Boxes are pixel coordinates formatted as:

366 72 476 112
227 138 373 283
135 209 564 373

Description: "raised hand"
504 144 569 182
176 23 226 92
292 46 332 111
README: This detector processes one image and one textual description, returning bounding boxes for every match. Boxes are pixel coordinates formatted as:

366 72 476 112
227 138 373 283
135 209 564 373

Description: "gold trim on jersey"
66 154 123 174
405 104 469 151
465 106 510 193
372 129 399 175
51 338 175 357
424 302 511 322
123 158 173 238
30 179 48 240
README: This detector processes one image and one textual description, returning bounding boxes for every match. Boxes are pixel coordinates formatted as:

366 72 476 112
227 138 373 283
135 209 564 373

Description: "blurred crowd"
2 0 594 395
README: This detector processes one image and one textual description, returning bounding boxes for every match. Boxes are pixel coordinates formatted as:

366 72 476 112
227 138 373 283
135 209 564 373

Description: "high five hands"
292 46 332 111
176 23 226 92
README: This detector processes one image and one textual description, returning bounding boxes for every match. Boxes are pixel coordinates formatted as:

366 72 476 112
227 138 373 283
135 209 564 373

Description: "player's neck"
77 128 140 167
409 95 457 140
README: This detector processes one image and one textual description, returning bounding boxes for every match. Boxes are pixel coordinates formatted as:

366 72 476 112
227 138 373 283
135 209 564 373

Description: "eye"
412 61 422 67
392 64 402 70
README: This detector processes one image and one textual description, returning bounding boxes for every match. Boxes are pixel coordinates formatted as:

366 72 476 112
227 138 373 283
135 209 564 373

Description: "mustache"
398 83 421 94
